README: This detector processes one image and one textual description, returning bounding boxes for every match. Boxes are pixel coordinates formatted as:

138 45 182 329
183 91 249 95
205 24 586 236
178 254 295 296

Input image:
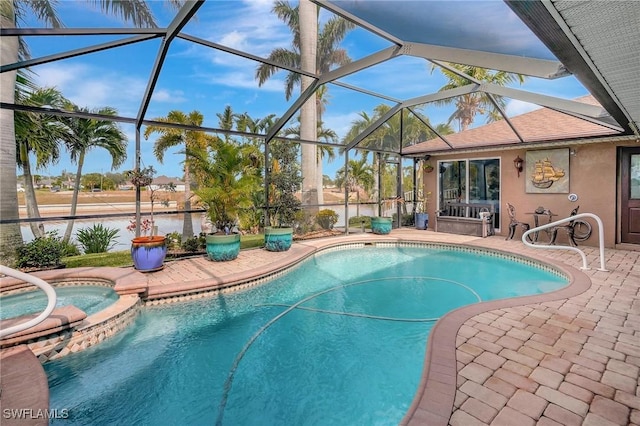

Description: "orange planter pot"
131 236 167 272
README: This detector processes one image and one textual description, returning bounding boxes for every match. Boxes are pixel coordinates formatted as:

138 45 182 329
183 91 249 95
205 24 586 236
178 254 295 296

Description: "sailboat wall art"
525 148 570 193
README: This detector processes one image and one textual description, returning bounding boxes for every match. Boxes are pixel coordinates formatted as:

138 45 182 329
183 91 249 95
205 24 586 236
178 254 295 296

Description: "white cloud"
31 62 188 116
31 63 84 89
33 63 143 111
204 70 284 92
323 111 362 141
218 30 249 51
152 89 187 104
505 99 542 117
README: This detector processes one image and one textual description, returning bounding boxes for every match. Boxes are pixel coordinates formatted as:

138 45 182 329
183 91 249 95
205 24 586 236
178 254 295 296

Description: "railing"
522 213 608 271
0 265 57 339
403 189 423 203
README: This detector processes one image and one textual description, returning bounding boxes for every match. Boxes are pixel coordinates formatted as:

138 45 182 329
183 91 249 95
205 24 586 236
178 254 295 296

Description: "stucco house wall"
421 141 630 248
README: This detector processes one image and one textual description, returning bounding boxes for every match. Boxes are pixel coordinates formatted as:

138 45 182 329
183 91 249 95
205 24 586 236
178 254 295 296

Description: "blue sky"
20 0 590 180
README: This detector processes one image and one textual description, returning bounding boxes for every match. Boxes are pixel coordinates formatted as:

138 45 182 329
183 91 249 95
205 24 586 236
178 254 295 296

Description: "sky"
18 0 590 181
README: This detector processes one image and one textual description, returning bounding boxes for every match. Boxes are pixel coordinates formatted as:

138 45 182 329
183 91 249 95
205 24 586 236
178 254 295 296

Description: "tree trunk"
63 150 85 243
20 144 45 238
0 10 24 265
316 151 324 205
299 0 319 213
182 163 194 240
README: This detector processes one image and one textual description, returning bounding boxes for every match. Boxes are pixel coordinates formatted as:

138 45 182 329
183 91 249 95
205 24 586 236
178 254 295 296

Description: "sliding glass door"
438 158 501 229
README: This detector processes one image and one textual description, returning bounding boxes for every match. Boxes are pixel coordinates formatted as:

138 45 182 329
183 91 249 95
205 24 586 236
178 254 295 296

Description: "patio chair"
505 202 530 240
549 206 580 246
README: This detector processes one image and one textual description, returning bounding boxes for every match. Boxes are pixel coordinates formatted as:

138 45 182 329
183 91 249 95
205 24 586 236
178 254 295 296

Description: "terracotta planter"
371 217 392 235
264 227 293 252
205 233 241 261
131 236 167 272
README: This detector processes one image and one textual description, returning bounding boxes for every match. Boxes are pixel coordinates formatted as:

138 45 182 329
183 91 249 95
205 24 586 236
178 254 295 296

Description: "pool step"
0 306 87 349
0 345 49 425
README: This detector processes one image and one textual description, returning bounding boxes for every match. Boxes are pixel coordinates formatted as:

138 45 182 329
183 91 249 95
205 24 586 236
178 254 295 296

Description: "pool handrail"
521 212 608 271
0 265 57 339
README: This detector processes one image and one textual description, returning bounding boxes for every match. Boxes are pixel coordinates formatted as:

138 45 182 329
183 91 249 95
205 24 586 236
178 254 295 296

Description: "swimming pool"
0 285 119 320
45 245 567 425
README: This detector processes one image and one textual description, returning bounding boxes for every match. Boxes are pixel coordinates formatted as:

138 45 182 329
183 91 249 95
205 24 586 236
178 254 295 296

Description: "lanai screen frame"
0 0 630 232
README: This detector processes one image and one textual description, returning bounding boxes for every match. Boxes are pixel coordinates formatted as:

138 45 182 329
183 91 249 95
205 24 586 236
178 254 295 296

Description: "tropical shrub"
61 240 81 257
16 231 66 269
294 210 315 235
188 137 259 234
349 216 371 229
239 191 264 234
268 139 302 227
75 223 119 254
166 231 182 250
182 236 201 252
316 209 339 230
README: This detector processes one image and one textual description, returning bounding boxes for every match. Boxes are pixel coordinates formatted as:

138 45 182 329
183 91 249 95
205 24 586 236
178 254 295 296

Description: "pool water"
45 246 566 425
0 285 119 320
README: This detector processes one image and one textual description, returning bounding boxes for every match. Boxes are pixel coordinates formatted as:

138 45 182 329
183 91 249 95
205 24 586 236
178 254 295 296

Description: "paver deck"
1 230 638 425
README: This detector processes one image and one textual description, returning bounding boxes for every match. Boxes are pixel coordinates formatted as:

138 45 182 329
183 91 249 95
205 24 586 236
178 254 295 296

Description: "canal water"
20 205 378 252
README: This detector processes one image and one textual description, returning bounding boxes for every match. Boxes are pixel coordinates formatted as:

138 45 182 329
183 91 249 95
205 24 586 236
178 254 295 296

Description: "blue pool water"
44 246 567 425
0 285 119 320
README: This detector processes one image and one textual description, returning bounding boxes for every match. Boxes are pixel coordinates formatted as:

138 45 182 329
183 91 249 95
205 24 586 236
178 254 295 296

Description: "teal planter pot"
264 227 293 252
371 217 392 235
206 233 241 261
415 213 429 230
131 236 167 272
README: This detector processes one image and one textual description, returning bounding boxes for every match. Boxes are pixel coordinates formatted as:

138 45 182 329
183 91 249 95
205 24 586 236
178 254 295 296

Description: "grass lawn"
63 234 266 268
63 250 133 268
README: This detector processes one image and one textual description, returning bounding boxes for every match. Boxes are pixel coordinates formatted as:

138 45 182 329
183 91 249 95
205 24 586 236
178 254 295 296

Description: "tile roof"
152 175 185 185
403 95 621 155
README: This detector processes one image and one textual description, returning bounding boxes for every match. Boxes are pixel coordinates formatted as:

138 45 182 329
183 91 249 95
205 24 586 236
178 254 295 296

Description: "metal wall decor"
525 148 570 193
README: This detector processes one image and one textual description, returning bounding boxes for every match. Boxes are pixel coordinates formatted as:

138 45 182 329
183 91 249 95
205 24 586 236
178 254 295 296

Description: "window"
438 158 501 229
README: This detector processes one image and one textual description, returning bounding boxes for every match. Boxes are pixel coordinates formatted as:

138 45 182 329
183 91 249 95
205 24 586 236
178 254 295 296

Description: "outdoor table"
526 210 558 243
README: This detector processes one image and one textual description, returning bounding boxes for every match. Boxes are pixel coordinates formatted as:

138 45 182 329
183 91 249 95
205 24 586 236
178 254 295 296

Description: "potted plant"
189 137 259 261
264 139 302 251
423 162 434 173
415 191 431 230
371 197 403 235
125 166 175 272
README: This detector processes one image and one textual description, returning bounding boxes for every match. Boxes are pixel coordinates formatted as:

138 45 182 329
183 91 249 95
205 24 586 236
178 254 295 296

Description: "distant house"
35 178 54 190
118 183 134 191
120 175 186 191
150 176 186 192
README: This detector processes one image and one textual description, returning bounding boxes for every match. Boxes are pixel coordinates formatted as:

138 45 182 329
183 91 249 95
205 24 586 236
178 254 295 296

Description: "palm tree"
0 0 173 265
335 156 374 218
61 103 127 243
144 110 207 241
234 112 277 150
187 135 260 231
256 0 354 208
343 104 454 204
431 63 526 131
281 116 337 161
15 87 69 238
216 105 236 143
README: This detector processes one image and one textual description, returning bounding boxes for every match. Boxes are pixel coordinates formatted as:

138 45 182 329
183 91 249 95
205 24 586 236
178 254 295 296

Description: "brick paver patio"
1 230 638 425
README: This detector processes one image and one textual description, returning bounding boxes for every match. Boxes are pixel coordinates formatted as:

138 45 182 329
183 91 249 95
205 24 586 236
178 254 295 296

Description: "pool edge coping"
399 249 591 425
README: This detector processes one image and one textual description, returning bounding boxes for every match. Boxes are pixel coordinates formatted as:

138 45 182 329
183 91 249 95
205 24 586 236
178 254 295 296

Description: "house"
404 96 639 249
150 175 186 192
